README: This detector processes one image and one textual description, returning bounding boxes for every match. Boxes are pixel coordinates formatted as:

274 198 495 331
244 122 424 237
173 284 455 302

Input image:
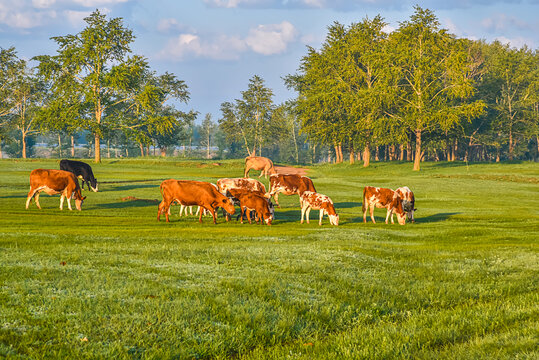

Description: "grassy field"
0 158 537 359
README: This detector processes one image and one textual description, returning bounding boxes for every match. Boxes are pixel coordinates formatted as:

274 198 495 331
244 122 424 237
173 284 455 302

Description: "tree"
34 10 148 163
219 75 275 156
387 6 484 170
200 113 215 159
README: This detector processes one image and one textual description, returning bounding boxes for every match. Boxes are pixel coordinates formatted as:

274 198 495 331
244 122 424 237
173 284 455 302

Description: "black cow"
59 159 98 192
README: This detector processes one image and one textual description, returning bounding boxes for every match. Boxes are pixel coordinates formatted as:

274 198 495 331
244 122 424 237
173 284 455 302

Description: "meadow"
0 158 537 359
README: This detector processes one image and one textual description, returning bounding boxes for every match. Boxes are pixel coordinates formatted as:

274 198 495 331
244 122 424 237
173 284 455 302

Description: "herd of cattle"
25 156 417 226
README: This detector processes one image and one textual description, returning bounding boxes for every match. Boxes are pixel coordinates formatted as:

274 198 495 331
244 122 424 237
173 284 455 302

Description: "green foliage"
0 159 537 358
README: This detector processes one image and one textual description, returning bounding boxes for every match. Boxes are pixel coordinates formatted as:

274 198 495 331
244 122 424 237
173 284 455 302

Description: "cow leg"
26 188 38 209
258 170 264 178
363 202 367 223
386 208 392 224
66 195 73 211
274 193 280 208
319 209 324 226
210 208 217 224
305 207 311 224
247 209 252 224
165 201 172 222
244 168 250 178
300 203 307 224
370 204 376 224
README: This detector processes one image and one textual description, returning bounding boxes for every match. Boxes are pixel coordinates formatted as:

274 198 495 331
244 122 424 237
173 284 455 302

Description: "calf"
300 191 339 226
59 159 98 192
362 186 406 225
394 186 416 223
158 180 235 223
244 156 276 179
26 169 86 211
266 174 316 208
228 188 273 225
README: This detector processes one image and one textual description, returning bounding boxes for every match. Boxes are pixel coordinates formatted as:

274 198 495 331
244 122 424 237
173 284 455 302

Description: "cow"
157 179 235 223
362 186 406 225
266 174 316 208
394 186 416 223
300 191 339 226
59 159 98 192
244 156 276 179
228 188 273 225
217 177 267 195
26 169 86 211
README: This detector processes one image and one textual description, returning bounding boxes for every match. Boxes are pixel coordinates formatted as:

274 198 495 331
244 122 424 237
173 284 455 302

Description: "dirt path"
274 165 309 176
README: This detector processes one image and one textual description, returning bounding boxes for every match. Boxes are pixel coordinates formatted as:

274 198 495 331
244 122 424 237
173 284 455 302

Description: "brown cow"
362 186 406 225
393 186 416 223
244 156 276 179
300 191 339 226
26 169 86 211
266 174 316 208
217 177 266 195
157 179 235 223
228 188 273 225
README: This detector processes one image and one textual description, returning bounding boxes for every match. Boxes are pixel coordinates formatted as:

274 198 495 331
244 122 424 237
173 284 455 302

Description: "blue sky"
1 0 538 123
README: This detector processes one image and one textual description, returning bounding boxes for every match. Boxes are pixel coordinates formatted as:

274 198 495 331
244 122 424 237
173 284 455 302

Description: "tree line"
1 7 538 169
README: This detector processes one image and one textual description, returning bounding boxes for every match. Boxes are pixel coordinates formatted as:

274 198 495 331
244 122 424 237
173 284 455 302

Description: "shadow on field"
335 201 362 209
0 195 23 199
98 197 160 209
417 212 460 223
274 209 302 222
104 184 159 192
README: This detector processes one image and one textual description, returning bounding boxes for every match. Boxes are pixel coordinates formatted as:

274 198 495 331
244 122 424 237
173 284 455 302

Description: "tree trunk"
334 145 339 163
160 147 167 157
107 139 111 158
399 144 404 161
139 142 144 157
349 144 355 164
374 146 379 161
407 142 412 161
94 134 101 163
413 129 422 171
508 129 514 160
496 148 500 162
58 134 62 158
363 145 370 167
126 148 129 157
22 132 27 159
0 144 2 159
71 136 75 157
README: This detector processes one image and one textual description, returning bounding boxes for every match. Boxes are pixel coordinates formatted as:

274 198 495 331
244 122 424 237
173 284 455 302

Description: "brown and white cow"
26 169 86 211
217 177 266 195
362 186 406 225
266 174 316 208
394 186 416 223
228 188 273 225
244 156 276 179
157 179 235 223
300 191 339 226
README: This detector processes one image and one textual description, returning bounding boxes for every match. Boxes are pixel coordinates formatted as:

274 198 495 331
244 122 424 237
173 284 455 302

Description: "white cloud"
71 0 128 6
156 18 193 33
382 24 395 34
495 36 534 49
204 0 266 8
63 10 92 27
481 13 531 32
160 21 298 60
32 0 56 8
245 21 297 55
0 0 57 30
160 33 247 60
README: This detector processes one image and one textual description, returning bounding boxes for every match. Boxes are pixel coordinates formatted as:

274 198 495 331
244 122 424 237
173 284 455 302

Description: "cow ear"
82 196 87 200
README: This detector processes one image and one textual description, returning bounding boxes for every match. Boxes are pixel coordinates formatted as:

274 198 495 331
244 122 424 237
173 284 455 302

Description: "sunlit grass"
0 158 537 359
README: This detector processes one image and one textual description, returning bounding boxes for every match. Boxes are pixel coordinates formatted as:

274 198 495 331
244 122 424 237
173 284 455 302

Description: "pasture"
0 158 538 359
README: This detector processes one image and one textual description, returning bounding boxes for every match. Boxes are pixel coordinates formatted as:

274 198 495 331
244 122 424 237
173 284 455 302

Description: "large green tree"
34 10 149 163
386 6 484 170
219 75 275 156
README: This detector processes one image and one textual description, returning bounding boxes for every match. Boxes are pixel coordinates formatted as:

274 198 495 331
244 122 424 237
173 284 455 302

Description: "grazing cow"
300 191 339 226
244 156 276 179
266 174 316 208
59 159 98 192
394 186 416 223
228 188 273 225
26 169 86 211
362 186 406 225
157 179 235 223
217 177 267 195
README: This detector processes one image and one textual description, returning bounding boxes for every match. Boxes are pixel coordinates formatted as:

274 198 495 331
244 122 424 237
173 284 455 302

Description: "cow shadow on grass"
97 198 160 209
334 201 362 209
273 209 302 223
348 212 460 224
102 184 159 192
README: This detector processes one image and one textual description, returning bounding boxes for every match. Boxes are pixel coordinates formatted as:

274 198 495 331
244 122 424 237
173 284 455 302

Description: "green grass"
0 158 537 359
